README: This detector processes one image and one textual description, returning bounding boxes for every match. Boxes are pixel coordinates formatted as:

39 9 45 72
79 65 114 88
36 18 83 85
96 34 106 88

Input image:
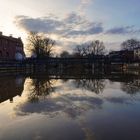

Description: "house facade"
0 32 25 60
108 50 134 61
134 47 140 60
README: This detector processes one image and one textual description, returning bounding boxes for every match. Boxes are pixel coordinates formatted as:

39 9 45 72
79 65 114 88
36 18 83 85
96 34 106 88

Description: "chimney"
0 32 2 36
9 34 13 37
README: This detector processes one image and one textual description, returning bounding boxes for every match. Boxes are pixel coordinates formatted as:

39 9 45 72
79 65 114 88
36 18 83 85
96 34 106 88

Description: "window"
0 51 2 57
6 52 9 57
5 40 8 44
16 46 22 51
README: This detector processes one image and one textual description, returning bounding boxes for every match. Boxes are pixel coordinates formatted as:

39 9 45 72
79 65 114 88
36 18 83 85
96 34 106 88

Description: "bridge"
23 57 140 65
24 57 102 65
0 57 139 69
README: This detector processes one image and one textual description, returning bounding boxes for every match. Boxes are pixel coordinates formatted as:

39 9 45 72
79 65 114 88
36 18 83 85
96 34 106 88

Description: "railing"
0 57 140 65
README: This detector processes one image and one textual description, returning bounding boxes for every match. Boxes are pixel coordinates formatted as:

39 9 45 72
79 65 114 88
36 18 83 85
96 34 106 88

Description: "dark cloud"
106 97 132 105
65 23 103 36
15 95 103 118
15 15 140 37
14 13 140 53
106 26 140 34
14 13 104 37
15 15 64 33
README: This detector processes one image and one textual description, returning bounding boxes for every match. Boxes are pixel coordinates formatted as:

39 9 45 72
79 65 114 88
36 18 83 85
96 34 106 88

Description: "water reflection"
15 78 103 117
121 79 140 95
0 69 140 140
0 76 25 103
74 79 105 94
27 78 55 103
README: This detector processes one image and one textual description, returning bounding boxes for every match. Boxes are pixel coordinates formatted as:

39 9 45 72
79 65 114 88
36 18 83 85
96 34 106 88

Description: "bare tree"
73 44 87 57
27 32 55 58
73 40 105 57
121 39 140 51
86 40 105 56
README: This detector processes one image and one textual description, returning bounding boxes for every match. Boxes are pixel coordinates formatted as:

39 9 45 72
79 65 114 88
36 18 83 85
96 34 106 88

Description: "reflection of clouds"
14 79 104 119
15 93 103 119
6 78 140 140
14 91 101 140
121 80 140 95
14 78 140 118
105 97 133 105
13 96 98 140
0 115 85 140
13 78 140 140
15 78 140 117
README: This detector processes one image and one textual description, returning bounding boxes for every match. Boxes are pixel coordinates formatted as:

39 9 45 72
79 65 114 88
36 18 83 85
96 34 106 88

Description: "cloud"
106 26 140 34
14 13 104 55
14 13 140 53
14 15 64 34
81 0 91 5
78 0 92 14
106 97 132 105
15 14 140 37
15 13 103 37
65 23 103 36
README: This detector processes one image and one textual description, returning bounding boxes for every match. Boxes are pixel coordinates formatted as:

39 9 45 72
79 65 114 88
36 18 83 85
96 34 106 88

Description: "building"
134 47 140 60
108 50 134 61
0 32 25 60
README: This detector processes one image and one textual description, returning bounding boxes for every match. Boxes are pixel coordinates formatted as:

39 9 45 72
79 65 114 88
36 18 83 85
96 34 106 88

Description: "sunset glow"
0 0 140 53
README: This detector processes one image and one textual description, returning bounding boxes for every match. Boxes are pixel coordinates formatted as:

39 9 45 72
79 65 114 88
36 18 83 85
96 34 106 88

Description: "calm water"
0 71 140 140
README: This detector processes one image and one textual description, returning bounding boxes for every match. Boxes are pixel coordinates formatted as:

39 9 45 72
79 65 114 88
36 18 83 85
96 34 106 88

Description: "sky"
0 0 140 55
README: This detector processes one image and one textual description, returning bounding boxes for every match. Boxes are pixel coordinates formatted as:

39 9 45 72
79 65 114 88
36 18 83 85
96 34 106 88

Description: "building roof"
0 32 23 43
134 47 140 50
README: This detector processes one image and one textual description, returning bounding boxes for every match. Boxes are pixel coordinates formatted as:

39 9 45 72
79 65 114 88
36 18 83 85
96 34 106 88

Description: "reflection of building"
0 32 25 60
0 77 25 103
133 79 140 86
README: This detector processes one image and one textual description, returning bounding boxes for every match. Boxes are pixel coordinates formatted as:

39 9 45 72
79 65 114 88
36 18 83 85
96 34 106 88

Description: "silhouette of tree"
86 40 105 56
60 51 70 58
73 44 87 57
121 39 140 51
27 32 55 58
73 40 105 57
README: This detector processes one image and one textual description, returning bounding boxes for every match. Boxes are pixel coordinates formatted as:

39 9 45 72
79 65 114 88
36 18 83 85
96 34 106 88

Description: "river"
0 70 140 140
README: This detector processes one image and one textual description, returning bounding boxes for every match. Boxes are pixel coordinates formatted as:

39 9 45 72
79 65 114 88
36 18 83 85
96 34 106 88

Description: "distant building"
108 50 134 61
0 32 25 60
134 47 140 60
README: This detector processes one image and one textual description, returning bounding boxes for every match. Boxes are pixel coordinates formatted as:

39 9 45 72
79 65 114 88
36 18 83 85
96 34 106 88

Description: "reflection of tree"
28 78 55 102
121 79 140 95
15 77 104 139
75 79 105 94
